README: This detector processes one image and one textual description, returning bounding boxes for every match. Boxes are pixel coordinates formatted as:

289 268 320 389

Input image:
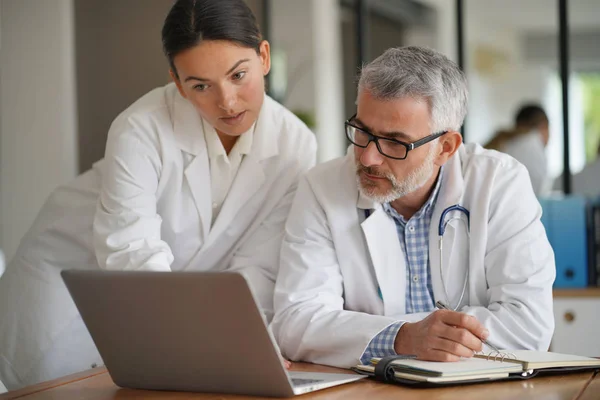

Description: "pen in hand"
434 300 501 353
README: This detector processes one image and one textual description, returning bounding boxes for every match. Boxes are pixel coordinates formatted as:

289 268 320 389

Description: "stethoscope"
365 204 471 311
438 205 470 310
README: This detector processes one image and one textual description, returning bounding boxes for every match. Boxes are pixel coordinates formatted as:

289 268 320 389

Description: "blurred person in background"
485 104 550 196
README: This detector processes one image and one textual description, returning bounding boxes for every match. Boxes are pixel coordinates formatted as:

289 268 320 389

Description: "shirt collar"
233 123 254 155
202 119 255 160
421 165 444 215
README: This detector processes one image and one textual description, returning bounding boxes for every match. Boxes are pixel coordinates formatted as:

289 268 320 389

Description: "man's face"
353 91 440 203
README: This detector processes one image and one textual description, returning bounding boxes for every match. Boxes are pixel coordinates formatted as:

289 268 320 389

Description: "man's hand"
394 310 489 361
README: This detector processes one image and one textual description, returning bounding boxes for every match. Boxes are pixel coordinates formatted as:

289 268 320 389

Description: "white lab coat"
0 83 316 389
272 144 555 369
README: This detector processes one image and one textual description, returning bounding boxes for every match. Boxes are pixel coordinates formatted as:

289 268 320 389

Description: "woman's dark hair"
162 0 263 78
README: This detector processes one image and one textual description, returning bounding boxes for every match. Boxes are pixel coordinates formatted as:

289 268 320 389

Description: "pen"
434 300 501 353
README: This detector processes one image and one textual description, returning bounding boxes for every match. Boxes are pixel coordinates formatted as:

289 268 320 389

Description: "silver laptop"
61 270 364 397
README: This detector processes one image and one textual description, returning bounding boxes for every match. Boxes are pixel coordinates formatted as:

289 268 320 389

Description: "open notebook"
353 350 600 386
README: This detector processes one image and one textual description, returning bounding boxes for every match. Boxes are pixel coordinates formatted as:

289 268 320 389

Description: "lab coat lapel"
207 156 266 244
359 194 406 316
429 147 466 305
173 92 212 242
207 97 278 245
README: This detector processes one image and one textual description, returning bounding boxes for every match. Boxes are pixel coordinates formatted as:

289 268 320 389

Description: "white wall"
311 0 345 162
74 0 171 172
411 0 551 147
461 0 600 178
0 0 78 262
270 0 316 113
463 23 551 146
271 0 345 162
409 0 457 63
412 0 597 173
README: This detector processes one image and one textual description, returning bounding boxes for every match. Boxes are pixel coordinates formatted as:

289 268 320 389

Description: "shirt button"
212 202 218 209
413 276 419 282
408 225 415 232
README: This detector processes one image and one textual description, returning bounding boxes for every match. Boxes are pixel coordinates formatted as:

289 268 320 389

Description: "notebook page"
384 357 523 377
393 371 512 383
509 350 600 370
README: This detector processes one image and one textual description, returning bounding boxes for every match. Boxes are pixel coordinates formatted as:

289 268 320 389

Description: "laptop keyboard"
291 378 325 386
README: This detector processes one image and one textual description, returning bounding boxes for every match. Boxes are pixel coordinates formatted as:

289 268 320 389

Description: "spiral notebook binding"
480 350 517 362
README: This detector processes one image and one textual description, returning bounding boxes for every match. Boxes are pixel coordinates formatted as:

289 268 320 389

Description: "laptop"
61 270 364 397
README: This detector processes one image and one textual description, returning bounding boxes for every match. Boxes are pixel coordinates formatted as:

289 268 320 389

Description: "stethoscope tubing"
365 204 471 310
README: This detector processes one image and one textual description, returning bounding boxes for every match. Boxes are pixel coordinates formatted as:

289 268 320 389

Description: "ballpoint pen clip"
435 300 449 310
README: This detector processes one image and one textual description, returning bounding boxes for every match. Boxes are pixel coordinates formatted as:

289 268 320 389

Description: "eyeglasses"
345 114 447 160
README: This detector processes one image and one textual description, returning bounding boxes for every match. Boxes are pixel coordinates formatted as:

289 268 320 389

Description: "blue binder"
539 196 588 288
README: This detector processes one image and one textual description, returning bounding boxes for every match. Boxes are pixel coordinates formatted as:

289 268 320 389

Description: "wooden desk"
1 363 598 400
554 288 600 298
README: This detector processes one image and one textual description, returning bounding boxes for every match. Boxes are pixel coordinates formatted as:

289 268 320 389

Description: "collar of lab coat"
432 145 466 216
428 145 466 306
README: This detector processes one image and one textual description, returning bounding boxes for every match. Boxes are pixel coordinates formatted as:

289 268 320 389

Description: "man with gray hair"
271 46 555 368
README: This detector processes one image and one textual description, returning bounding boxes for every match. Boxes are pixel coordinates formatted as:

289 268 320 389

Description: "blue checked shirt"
360 168 443 364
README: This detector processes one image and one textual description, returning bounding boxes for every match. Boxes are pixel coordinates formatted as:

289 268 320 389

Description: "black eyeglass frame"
345 114 448 160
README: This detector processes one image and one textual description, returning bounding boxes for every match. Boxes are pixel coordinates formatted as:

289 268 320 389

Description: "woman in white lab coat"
0 0 316 390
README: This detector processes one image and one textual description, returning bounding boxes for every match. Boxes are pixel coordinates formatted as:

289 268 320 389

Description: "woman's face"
171 39 270 137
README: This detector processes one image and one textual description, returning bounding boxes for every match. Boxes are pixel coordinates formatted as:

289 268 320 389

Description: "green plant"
580 73 600 161
292 110 316 129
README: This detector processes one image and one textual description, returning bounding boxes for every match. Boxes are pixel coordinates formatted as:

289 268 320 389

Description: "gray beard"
356 144 437 203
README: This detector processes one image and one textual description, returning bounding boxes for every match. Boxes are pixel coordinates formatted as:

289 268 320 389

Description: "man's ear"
435 130 463 166
170 69 188 99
